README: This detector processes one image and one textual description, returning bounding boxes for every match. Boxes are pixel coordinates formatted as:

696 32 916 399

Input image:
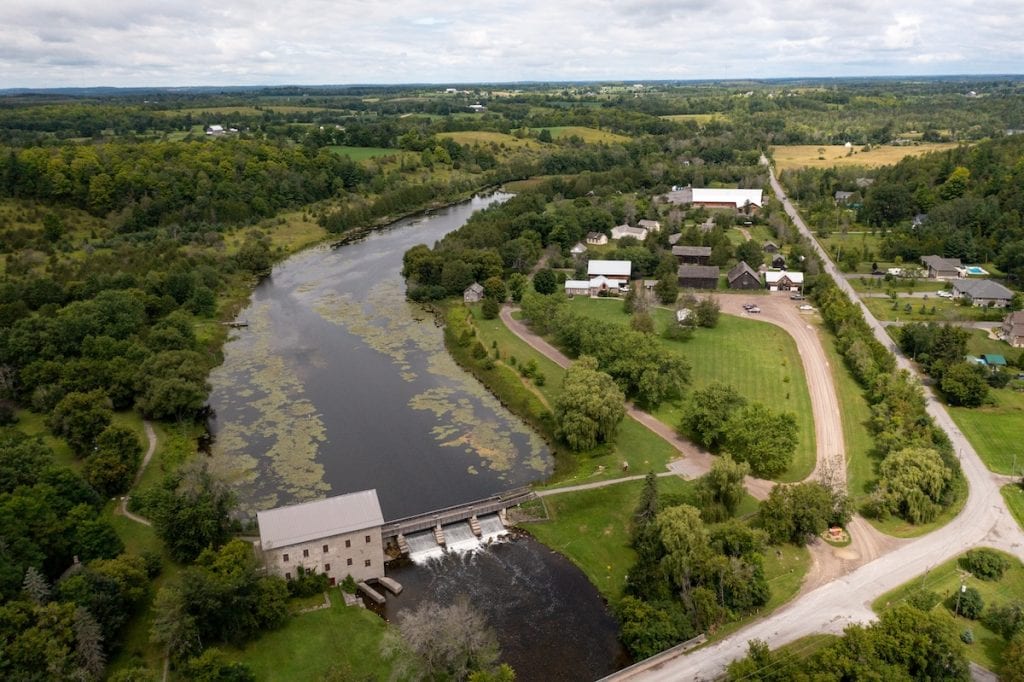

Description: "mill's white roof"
257 489 384 551
565 280 591 289
690 188 763 208
587 260 632 277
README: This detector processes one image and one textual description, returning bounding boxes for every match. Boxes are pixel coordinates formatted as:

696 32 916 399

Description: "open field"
326 145 404 161
659 114 725 124
227 592 395 681
950 389 1024 475
532 126 630 143
439 131 539 148
566 297 816 482
772 143 962 171
873 549 1024 671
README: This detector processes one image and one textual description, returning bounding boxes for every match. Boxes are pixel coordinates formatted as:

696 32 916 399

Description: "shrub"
946 587 984 619
340 575 357 594
961 628 974 644
907 589 942 612
960 548 1010 580
481 297 500 319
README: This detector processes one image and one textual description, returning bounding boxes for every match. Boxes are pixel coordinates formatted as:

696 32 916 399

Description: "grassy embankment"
772 143 962 172
522 478 809 642
224 596 397 681
564 297 816 483
873 549 1024 671
951 389 1024 475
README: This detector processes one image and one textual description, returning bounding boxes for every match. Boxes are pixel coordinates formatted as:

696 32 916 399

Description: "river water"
208 193 549 519
208 194 627 680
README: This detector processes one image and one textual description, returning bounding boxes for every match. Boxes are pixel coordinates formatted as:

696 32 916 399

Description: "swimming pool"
964 266 988 275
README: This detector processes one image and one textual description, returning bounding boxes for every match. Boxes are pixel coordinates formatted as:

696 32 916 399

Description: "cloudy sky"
0 0 1020 88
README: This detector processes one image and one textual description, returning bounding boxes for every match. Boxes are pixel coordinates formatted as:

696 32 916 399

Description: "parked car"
936 290 953 298
748 306 762 314
742 303 756 310
799 304 815 311
790 293 805 300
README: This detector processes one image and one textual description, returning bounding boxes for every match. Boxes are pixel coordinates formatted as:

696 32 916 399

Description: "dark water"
208 193 549 519
208 194 626 679
380 535 629 682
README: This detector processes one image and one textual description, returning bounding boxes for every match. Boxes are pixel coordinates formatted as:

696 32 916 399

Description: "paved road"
609 160 1024 681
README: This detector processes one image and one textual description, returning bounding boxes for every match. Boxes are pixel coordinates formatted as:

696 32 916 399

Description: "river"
208 193 549 519
208 194 627 680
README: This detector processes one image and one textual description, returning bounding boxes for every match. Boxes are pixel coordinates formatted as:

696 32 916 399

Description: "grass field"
659 114 725 124
565 297 816 482
873 549 1024 671
950 389 1024 475
228 593 396 681
772 143 962 171
467 306 681 484
326 145 404 161
847 276 949 294
525 477 705 598
532 126 630 143
862 296 1003 323
439 131 539 148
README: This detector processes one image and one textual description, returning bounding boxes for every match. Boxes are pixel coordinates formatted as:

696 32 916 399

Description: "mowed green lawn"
1001 484 1024 531
566 297 816 482
950 389 1024 475
873 549 1024 671
326 145 404 161
227 594 396 681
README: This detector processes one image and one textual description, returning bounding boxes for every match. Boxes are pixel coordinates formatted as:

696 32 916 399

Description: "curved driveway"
608 161 1024 681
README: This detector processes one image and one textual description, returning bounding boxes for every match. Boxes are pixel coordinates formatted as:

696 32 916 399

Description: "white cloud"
0 0 1016 87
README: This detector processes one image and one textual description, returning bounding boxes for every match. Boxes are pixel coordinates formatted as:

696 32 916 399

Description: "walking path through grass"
499 305 777 498
117 419 158 526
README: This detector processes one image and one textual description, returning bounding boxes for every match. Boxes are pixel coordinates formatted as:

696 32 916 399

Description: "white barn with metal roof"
257 489 385 584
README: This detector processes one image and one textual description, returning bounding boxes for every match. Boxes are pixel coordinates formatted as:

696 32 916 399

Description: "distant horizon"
2 73 1022 95
2 1 1019 90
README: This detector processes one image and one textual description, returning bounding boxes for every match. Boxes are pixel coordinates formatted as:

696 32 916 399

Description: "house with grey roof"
951 279 1014 308
463 282 485 303
672 245 712 264
677 264 720 289
257 489 386 584
638 219 662 233
1002 311 1024 348
727 261 761 290
834 191 854 204
920 255 963 280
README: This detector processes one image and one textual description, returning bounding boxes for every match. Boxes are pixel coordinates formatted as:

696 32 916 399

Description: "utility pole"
955 579 966 617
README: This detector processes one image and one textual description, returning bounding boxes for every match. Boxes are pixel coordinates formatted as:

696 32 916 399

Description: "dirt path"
538 472 677 497
499 305 776 500
714 294 847 490
117 419 158 526
736 227 752 241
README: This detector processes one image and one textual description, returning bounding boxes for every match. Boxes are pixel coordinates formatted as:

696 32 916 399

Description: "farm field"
772 143 962 171
326 145 404 160
659 114 725 124
566 297 816 482
873 549 1024 671
532 126 630 143
950 389 1024 475
439 131 539 148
